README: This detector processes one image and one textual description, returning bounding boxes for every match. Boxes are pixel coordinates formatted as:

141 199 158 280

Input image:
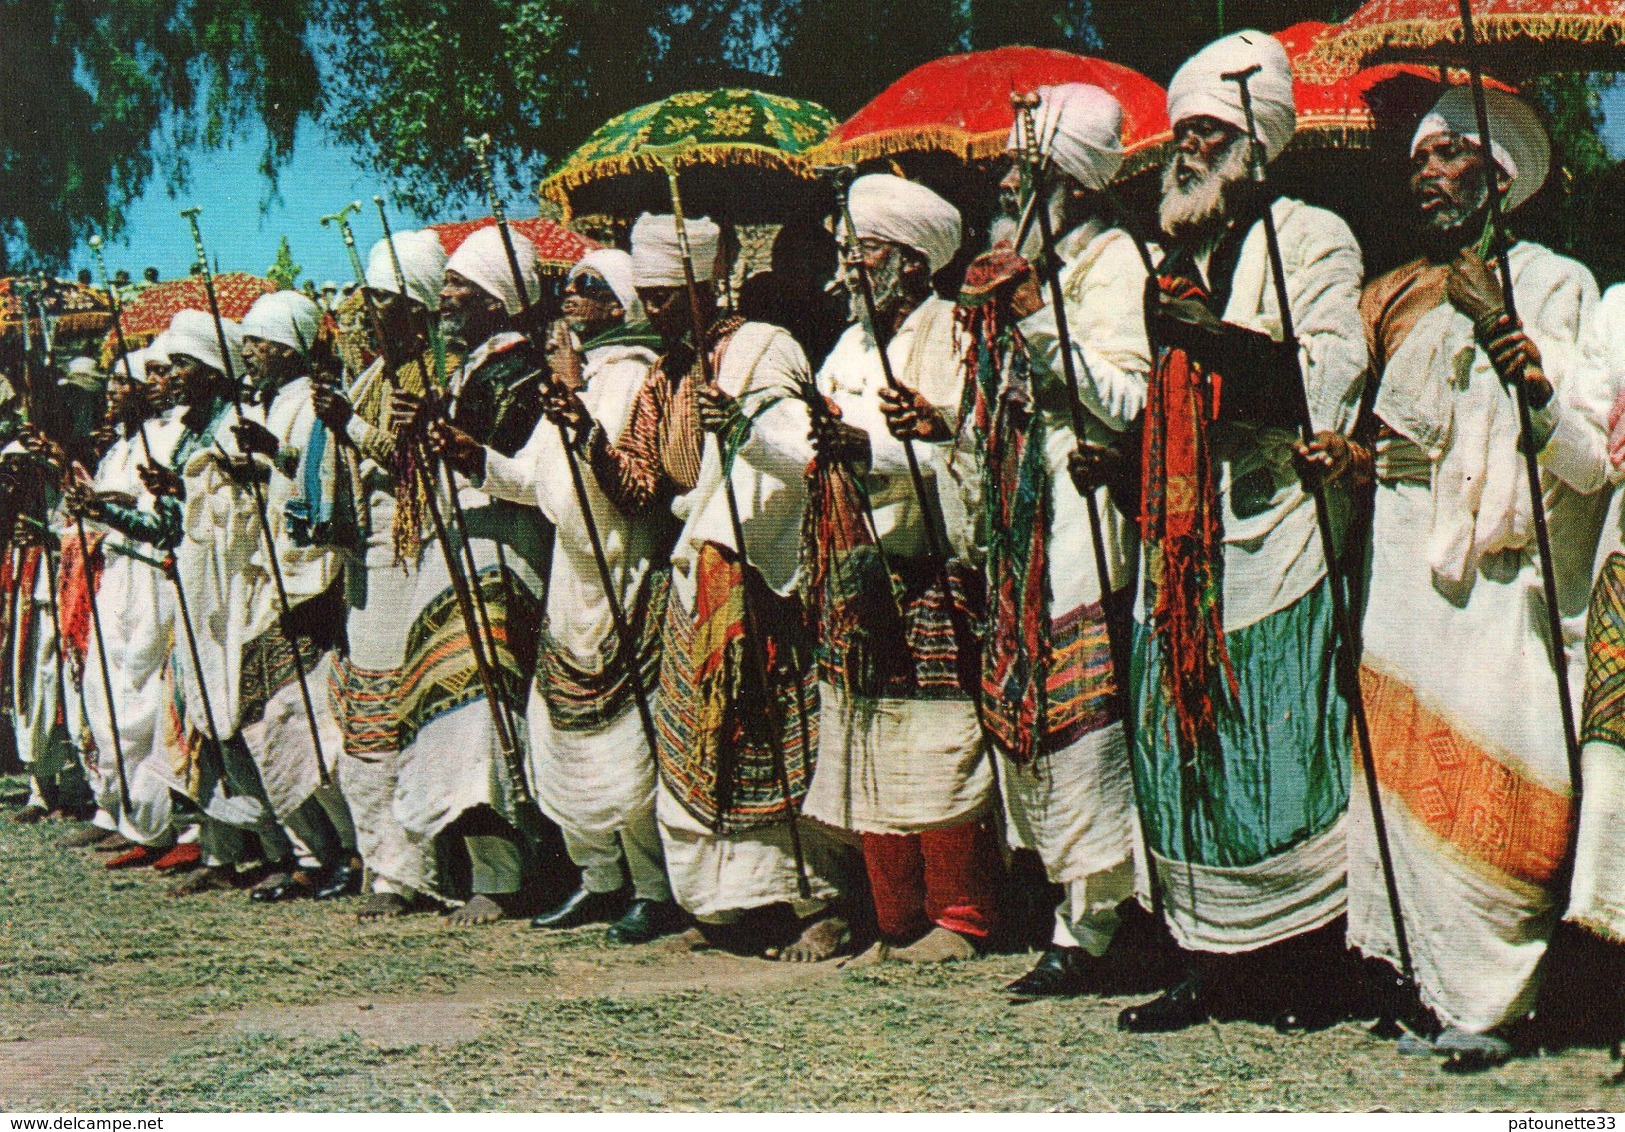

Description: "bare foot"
444 893 506 927
356 893 409 922
166 865 236 898
891 925 977 963
769 914 851 963
838 940 891 969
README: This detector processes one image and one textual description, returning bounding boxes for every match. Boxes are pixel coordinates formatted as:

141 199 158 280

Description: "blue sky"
73 83 1625 287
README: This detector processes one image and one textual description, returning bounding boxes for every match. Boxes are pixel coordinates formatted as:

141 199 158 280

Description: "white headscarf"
571 248 645 322
631 212 720 287
147 330 173 365
1006 83 1126 192
445 226 539 315
240 290 322 355
848 173 963 275
113 346 152 384
165 308 245 378
365 229 450 309
1168 30 1297 164
1412 87 1550 213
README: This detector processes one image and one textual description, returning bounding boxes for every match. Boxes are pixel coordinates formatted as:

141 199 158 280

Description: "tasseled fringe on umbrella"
1309 13 1625 73
811 127 1171 183
540 144 823 214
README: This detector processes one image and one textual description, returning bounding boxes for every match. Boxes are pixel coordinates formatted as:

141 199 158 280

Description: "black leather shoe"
605 898 684 944
1118 976 1209 1033
529 885 629 930
312 863 364 901
1004 947 1104 999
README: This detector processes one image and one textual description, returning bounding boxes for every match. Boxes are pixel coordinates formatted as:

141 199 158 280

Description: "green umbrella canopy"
540 88 839 223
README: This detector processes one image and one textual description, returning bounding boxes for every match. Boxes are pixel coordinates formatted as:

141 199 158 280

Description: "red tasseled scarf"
1140 274 1238 753
59 530 105 679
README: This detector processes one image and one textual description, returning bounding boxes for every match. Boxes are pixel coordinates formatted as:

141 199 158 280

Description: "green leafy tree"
0 0 321 273
266 235 303 289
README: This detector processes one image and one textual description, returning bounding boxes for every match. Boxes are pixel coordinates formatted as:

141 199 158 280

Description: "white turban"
631 213 719 287
445 226 539 315
113 346 152 384
241 290 322 354
848 174 963 275
165 308 245 379
1412 87 1550 213
1005 83 1125 192
147 331 173 364
366 229 449 309
571 249 645 323
1168 30 1297 164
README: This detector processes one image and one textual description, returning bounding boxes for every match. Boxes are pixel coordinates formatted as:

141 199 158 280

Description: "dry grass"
0 777 1620 1112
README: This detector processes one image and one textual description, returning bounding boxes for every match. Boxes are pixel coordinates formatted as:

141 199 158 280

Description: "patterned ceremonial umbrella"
427 216 600 273
1308 0 1625 75
1280 21 1518 150
97 272 277 366
0 278 112 353
810 46 1172 178
539 89 839 221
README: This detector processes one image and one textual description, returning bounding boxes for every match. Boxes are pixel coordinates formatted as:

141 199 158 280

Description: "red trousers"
861 819 1000 944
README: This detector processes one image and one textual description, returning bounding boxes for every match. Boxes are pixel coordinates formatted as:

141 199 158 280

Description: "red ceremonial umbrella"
811 46 1172 178
98 272 278 367
1308 0 1625 74
427 216 600 275
1278 21 1518 150
0 278 112 353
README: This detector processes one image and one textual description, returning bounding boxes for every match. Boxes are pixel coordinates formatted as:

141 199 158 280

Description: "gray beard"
1422 181 1490 235
845 251 905 328
1159 139 1253 245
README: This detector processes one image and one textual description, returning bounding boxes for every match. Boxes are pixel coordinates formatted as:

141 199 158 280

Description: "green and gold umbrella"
540 88 838 222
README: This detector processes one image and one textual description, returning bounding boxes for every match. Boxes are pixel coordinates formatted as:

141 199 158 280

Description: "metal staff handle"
464 135 664 766
179 207 332 786
1224 65 1415 993
643 137 811 898
324 200 531 805
1010 92 1158 915
87 236 229 767
320 202 368 287
1452 0 1583 812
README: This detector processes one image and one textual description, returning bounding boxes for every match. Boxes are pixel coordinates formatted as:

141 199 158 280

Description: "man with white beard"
1103 31 1369 1033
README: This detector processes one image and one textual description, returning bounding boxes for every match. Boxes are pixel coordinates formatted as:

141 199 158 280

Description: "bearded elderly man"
391 227 549 927
798 174 999 965
436 249 682 945
896 83 1153 996
1351 89 1611 1068
311 229 451 920
546 213 850 962
1105 31 1369 1034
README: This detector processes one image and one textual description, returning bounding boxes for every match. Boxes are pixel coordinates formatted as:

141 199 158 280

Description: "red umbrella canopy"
428 217 601 275
812 46 1171 176
0 278 111 346
1279 21 1518 149
1308 0 1625 74
99 273 278 365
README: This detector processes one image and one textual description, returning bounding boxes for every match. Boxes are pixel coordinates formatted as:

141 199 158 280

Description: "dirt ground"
2 788 1623 1112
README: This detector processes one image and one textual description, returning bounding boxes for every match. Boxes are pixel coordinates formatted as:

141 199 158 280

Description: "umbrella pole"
645 139 812 900
463 135 664 776
1225 66 1421 1027
1453 0 1583 810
